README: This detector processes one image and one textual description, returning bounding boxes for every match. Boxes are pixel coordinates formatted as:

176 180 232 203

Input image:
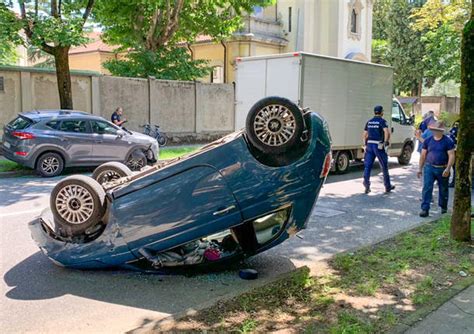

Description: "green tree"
0 3 23 65
386 0 427 95
451 2 473 242
0 1 95 109
94 0 274 80
412 0 472 84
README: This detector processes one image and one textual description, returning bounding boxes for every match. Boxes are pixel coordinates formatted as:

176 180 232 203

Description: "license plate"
3 141 10 149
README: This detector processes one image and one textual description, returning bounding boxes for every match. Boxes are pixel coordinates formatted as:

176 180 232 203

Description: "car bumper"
2 145 33 167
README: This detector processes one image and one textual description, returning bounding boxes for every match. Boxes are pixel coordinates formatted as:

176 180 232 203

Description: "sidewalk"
405 285 474 334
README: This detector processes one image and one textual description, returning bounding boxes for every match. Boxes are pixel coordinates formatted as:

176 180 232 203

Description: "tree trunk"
451 7 473 242
53 46 73 110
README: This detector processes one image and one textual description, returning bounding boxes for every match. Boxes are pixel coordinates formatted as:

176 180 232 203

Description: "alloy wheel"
55 184 94 225
253 104 296 147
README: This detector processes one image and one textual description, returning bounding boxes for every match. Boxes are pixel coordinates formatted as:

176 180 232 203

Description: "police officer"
362 105 395 194
111 107 127 127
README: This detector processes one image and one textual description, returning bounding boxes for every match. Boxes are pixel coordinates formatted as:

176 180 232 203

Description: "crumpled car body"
29 111 331 271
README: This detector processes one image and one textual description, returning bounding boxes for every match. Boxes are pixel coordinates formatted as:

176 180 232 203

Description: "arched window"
351 9 357 33
347 0 364 40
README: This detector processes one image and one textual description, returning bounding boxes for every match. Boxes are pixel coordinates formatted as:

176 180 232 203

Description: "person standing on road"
448 120 459 188
362 105 395 194
111 107 127 127
418 121 455 217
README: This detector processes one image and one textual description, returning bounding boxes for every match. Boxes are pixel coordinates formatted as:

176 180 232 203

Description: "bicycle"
141 124 168 146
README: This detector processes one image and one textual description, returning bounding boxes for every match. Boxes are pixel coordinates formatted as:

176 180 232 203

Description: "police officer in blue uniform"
363 105 395 194
111 107 127 127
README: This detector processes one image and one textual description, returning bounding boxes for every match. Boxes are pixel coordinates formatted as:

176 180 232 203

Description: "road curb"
389 278 474 334
0 170 34 178
130 266 311 333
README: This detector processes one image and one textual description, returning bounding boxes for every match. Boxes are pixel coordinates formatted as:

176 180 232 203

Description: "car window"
252 207 291 245
58 120 89 133
90 120 118 135
7 116 33 130
46 121 60 130
392 102 403 123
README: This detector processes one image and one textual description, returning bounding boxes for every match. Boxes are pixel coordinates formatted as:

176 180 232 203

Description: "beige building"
18 1 373 81
192 0 374 83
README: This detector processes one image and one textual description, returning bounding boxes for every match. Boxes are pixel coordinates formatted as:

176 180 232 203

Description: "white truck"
234 52 415 173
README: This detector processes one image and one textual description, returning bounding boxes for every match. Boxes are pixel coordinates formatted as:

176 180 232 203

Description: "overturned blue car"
29 97 332 271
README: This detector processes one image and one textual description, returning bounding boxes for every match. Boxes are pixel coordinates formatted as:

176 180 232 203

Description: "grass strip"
159 146 200 160
155 216 473 333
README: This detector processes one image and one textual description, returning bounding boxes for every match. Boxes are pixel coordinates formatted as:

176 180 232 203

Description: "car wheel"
126 149 147 171
157 134 168 146
245 96 305 155
398 144 413 165
36 152 64 177
50 175 106 237
335 151 350 174
92 162 133 185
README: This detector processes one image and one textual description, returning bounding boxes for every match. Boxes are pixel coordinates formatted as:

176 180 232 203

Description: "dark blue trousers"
421 164 449 211
363 143 392 190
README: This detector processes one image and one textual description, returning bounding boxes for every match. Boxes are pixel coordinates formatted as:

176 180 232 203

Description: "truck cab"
388 98 415 165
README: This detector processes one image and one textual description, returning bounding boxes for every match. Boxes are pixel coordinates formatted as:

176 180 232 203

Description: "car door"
115 166 242 256
56 119 94 163
89 119 130 162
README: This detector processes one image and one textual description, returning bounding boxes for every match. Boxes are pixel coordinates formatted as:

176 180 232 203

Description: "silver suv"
2 110 159 177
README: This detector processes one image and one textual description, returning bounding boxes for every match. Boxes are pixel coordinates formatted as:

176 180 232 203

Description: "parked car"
2 110 158 176
29 97 332 271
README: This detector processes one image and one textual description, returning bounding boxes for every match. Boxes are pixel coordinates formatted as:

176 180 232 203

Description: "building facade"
192 0 374 83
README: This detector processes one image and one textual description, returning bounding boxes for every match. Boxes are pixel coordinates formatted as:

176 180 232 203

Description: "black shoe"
364 187 371 194
419 210 429 217
385 185 395 193
441 208 448 214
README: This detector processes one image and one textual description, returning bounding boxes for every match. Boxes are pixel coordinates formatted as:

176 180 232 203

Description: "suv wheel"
36 152 64 177
126 149 147 171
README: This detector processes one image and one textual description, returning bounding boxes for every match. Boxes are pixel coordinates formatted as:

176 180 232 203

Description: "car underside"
29 97 332 271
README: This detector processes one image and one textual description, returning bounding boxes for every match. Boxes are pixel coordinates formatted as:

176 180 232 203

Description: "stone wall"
0 66 235 141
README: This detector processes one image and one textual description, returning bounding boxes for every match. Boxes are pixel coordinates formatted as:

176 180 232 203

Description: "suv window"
8 116 33 130
46 120 60 130
90 120 118 135
58 120 89 133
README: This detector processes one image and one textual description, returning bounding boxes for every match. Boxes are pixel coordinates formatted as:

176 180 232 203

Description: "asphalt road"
0 154 465 333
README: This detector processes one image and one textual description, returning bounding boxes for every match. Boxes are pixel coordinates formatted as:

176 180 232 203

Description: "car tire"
126 149 147 171
398 144 413 165
335 151 350 174
157 134 168 146
50 175 106 237
92 162 133 185
245 96 305 155
36 152 64 177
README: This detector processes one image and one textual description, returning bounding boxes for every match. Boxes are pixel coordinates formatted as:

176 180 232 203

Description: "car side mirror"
116 129 125 138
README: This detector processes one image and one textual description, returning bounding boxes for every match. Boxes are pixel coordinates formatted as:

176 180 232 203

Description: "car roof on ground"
19 110 107 121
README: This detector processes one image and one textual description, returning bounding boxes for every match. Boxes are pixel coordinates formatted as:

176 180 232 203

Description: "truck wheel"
36 152 64 177
398 144 413 165
246 96 305 155
126 149 147 171
335 151 350 174
50 175 106 237
92 162 132 185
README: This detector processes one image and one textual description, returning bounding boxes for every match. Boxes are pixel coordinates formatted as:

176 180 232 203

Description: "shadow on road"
3 250 296 315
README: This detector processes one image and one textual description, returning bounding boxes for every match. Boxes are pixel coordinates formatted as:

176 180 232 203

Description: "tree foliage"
1 0 95 109
94 0 274 80
0 3 23 64
104 48 211 81
386 0 426 95
412 0 472 84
